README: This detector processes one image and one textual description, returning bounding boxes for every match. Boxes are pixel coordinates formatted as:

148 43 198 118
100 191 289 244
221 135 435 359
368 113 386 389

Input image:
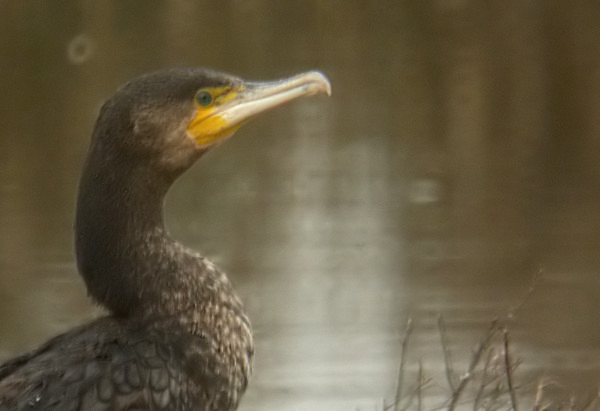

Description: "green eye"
195 90 213 107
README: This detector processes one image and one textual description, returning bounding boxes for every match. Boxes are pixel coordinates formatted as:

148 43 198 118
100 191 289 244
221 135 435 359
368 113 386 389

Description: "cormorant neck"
75 143 253 395
75 143 176 317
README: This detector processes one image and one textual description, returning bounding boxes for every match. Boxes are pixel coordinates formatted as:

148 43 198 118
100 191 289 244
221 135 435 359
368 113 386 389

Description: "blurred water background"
0 1 599 409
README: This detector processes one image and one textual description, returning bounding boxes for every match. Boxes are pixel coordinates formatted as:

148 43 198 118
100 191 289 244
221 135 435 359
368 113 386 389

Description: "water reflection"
0 1 599 409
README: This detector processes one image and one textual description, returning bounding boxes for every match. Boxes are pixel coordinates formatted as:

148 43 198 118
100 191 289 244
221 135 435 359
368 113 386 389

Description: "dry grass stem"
447 320 500 410
438 314 457 392
507 267 543 321
390 318 414 411
503 328 519 411
398 376 432 411
473 348 499 410
377 271 597 411
417 360 423 411
581 388 599 410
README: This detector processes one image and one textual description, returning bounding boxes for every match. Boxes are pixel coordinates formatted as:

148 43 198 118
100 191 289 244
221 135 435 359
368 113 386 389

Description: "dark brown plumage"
0 68 330 410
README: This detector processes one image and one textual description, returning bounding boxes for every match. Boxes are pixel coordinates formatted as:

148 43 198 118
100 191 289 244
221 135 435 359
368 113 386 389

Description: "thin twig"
447 319 501 411
502 328 519 411
532 378 543 411
581 387 600 410
399 375 432 411
417 360 424 411
473 347 497 410
393 318 414 411
437 314 456 391
532 377 556 411
507 266 543 321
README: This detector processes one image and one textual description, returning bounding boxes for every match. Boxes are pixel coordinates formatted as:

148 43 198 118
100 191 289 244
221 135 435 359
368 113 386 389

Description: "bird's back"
0 317 234 410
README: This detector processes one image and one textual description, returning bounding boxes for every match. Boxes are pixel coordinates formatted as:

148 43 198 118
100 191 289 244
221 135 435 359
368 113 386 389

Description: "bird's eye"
195 90 213 107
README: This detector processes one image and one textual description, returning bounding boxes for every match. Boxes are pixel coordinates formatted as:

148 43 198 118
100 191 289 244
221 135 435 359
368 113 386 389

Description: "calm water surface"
0 2 599 409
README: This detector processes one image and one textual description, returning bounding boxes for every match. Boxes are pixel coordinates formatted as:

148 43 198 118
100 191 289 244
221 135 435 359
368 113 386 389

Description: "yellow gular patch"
186 87 241 146
188 111 230 145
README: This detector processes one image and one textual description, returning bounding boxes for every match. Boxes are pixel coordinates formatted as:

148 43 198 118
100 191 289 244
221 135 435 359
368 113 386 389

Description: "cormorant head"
91 68 331 178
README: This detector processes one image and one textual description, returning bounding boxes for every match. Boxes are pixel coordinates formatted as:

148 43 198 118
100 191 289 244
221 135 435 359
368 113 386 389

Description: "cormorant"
0 68 331 410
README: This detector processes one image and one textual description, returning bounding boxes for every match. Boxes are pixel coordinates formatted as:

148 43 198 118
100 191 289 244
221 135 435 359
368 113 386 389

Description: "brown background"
0 1 598 409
